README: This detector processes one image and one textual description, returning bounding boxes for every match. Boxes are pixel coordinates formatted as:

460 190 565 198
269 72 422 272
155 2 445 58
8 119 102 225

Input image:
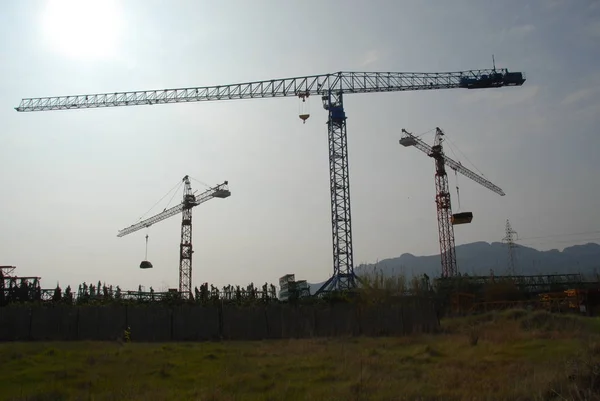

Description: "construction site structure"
400 127 505 277
278 274 311 301
15 66 526 294
0 266 42 305
437 273 588 296
117 176 231 299
440 273 600 315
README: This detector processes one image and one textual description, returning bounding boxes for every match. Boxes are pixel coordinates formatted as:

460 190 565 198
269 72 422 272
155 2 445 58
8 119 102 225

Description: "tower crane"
15 67 525 294
399 127 505 277
117 175 230 299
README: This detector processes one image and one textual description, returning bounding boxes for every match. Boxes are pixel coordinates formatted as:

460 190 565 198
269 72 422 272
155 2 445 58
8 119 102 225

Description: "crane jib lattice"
15 69 525 112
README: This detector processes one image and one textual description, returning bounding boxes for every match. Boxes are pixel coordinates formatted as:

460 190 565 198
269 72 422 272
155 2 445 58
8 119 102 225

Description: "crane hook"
455 169 461 211
298 92 310 124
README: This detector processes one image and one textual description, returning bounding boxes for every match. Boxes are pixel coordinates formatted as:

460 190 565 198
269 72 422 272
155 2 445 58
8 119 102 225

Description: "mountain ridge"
308 241 600 293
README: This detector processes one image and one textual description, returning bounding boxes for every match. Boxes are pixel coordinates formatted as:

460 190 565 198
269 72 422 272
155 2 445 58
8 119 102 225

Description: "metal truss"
400 129 505 196
436 273 590 296
117 180 229 237
180 178 194 298
435 172 457 278
15 69 521 112
315 92 357 295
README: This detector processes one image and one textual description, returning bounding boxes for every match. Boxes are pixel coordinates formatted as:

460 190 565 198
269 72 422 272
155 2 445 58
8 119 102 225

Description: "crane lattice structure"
400 128 505 277
117 176 230 299
502 219 519 275
15 67 525 295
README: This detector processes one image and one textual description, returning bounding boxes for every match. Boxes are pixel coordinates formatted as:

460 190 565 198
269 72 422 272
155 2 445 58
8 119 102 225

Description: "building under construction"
278 274 311 302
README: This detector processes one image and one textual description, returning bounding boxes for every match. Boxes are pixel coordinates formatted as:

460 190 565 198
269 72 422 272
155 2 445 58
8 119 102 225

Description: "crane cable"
454 169 461 211
189 176 212 191
441 130 489 213
416 128 436 139
444 133 487 179
164 182 182 211
136 179 183 223
145 234 149 260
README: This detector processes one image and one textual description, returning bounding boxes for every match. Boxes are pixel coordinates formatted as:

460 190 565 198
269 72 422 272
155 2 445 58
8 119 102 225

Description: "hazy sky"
1 0 599 292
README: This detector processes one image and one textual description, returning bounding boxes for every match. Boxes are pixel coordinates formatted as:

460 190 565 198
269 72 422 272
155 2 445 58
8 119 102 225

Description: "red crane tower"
15 67 525 294
117 176 230 299
400 128 505 277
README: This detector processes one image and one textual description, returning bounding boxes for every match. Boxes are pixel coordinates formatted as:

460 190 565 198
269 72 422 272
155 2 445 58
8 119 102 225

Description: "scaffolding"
0 266 42 305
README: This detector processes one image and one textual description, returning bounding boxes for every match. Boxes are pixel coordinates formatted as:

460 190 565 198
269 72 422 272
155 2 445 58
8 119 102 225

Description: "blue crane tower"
14 66 525 295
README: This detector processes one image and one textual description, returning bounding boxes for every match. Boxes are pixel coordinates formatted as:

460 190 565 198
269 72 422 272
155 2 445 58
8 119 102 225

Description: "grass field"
1 309 599 401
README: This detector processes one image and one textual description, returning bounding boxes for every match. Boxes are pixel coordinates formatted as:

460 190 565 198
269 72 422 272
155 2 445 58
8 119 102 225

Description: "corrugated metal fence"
0 298 439 341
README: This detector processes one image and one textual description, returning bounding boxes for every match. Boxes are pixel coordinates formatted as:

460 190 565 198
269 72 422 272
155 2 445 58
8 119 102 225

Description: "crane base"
314 273 360 297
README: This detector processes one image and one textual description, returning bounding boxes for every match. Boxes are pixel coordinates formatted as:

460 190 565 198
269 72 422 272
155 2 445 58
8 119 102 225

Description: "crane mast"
319 92 355 293
118 176 230 299
433 129 457 277
400 128 505 277
16 67 524 293
180 177 195 299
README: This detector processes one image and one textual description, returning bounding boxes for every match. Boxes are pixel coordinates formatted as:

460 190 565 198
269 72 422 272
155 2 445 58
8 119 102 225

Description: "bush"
519 310 587 333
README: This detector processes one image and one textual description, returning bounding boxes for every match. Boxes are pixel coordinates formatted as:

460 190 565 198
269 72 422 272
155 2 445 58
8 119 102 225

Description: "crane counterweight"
212 189 231 199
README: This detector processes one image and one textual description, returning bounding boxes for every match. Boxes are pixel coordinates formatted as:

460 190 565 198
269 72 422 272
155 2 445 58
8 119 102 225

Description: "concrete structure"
278 274 310 301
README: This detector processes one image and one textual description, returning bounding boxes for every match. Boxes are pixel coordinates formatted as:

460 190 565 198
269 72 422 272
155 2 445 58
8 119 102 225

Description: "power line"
502 219 518 275
518 230 600 241
519 236 600 247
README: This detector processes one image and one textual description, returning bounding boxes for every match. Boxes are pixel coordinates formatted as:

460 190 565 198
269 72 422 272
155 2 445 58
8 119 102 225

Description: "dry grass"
0 309 599 401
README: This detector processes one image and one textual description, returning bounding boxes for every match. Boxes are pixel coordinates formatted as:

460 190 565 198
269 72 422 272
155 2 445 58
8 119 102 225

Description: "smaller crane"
117 175 231 299
400 128 504 277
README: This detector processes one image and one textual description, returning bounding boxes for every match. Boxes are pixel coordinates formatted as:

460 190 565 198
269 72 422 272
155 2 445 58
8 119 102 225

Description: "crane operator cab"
451 212 473 225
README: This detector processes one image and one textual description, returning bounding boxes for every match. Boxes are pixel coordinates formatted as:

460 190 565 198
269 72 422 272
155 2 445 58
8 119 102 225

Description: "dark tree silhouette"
52 284 62 302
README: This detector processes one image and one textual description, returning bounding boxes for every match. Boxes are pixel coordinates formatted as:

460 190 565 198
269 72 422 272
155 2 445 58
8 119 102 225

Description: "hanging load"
451 212 473 225
298 92 310 123
138 234 153 269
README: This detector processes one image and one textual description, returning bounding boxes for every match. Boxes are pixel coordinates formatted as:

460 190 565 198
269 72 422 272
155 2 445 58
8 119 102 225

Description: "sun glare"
42 0 123 60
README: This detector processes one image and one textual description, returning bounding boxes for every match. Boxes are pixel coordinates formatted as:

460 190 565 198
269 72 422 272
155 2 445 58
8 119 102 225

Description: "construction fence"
0 297 439 342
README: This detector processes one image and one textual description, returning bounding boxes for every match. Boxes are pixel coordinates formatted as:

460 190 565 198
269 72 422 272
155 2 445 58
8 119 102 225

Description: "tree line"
1 279 286 307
